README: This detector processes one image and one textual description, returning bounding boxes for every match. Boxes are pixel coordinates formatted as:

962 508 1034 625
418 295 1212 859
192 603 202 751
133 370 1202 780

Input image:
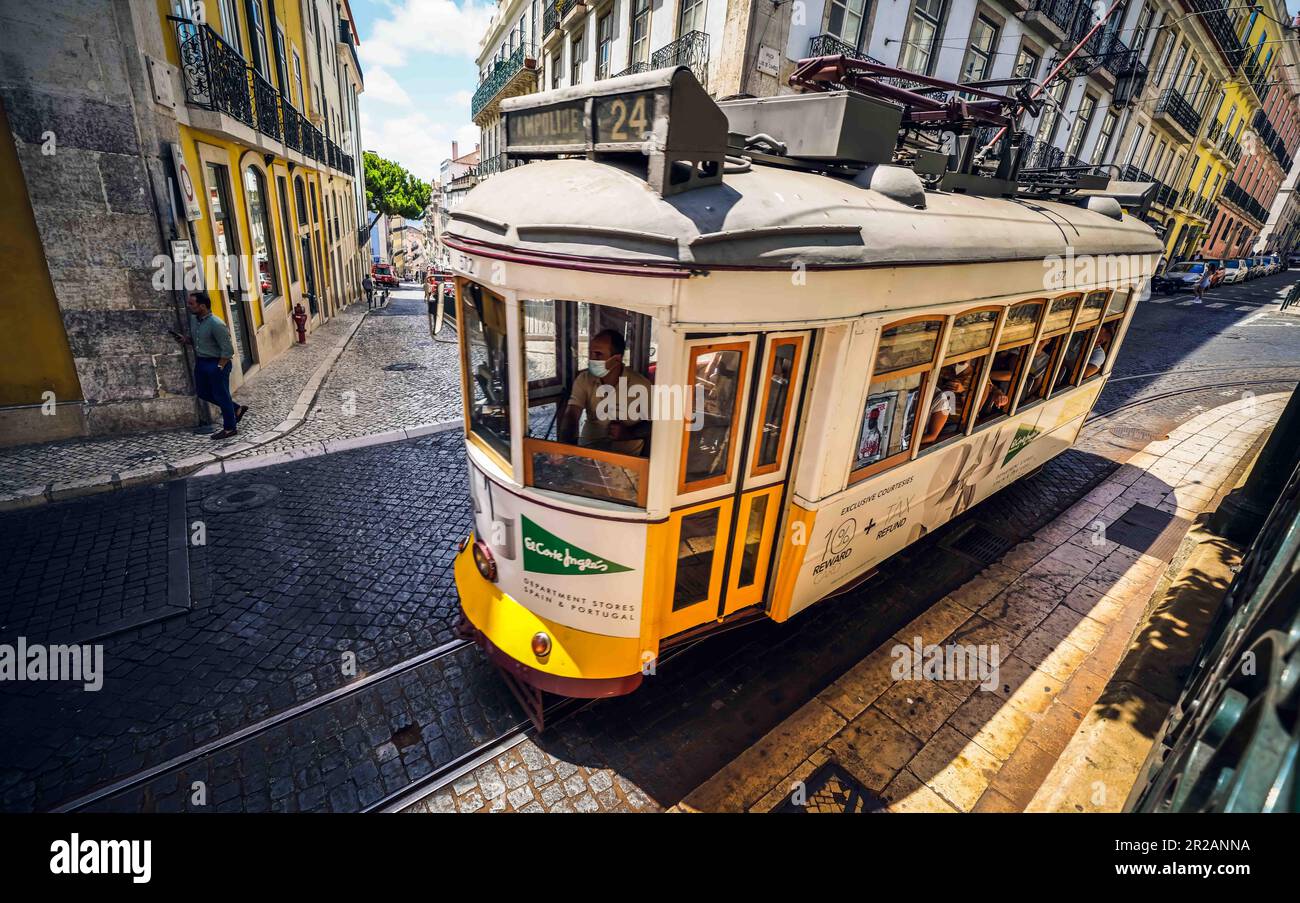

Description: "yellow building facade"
158 0 365 390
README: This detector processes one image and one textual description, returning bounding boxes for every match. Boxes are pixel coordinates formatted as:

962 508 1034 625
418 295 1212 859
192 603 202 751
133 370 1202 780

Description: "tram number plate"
507 98 587 147
595 91 655 146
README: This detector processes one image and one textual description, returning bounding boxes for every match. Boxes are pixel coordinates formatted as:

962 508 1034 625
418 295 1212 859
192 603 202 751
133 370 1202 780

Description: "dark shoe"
209 428 237 440
235 405 248 423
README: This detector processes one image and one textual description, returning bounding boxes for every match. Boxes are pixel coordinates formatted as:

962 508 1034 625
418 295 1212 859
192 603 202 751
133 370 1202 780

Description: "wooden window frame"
1053 290 1110 393
1017 292 1082 408
849 315 946 485
923 305 1004 447
749 335 806 478
522 436 650 509
679 341 751 495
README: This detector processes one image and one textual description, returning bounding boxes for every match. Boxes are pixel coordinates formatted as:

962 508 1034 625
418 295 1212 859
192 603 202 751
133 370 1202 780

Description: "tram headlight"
531 632 552 658
472 539 498 582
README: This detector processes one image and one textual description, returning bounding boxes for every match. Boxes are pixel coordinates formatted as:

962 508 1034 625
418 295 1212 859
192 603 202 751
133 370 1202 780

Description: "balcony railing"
471 42 537 119
169 18 354 176
172 17 253 126
1223 180 1270 223
1027 0 1074 33
478 153 523 180
650 30 709 89
613 61 650 77
1155 87 1201 136
543 0 578 37
250 68 281 141
1191 0 1245 68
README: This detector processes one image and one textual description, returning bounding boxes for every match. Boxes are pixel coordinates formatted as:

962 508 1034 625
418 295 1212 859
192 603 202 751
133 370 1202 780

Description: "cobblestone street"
0 285 459 507
1 273 1297 813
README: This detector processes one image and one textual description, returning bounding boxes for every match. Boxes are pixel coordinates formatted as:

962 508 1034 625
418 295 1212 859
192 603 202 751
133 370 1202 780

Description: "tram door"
662 331 811 638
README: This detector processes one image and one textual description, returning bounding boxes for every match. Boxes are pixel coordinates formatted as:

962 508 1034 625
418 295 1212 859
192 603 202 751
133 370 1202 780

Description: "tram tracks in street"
49 371 1300 814
50 636 475 813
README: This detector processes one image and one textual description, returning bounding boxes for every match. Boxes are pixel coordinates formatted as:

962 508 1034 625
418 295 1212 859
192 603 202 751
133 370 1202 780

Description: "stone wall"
0 0 198 443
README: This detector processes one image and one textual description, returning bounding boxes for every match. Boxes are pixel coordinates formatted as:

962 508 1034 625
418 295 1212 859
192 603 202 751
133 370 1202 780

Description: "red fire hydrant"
292 303 308 344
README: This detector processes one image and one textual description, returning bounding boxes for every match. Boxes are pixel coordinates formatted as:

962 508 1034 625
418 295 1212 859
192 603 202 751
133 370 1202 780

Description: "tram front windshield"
461 282 659 508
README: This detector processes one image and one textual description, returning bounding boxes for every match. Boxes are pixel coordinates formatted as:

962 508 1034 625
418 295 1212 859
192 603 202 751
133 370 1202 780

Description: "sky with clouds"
352 0 492 185
353 0 1300 184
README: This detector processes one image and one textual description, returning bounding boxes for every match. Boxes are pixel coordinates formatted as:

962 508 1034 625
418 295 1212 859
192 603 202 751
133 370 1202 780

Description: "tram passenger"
558 328 653 455
1082 326 1113 379
921 363 970 445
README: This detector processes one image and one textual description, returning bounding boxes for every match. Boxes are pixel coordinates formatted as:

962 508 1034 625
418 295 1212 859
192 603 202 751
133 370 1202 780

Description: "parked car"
1267 254 1281 274
371 262 399 287
1154 261 1209 293
1219 258 1247 284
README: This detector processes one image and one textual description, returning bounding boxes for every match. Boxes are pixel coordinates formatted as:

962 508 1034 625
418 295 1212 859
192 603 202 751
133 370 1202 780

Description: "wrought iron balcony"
1026 0 1075 33
650 30 709 89
613 61 650 78
1223 180 1270 223
250 68 281 141
471 42 537 120
282 102 306 153
543 0 578 37
807 33 883 64
171 18 254 128
1157 183 1179 208
169 17 353 176
1191 0 1245 69
1119 164 1155 183
478 153 521 179
1154 87 1201 137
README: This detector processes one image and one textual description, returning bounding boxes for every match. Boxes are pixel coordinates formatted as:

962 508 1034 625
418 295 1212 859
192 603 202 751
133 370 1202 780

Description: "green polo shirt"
189 312 235 360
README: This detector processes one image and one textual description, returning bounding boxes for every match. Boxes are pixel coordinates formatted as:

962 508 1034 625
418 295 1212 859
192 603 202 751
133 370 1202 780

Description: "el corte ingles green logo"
522 516 633 575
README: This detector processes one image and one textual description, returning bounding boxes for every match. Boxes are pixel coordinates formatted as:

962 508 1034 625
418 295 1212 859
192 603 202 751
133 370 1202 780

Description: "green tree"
361 151 432 242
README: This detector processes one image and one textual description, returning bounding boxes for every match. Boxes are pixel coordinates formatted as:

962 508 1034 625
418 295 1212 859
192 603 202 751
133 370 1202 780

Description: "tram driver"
558 328 654 456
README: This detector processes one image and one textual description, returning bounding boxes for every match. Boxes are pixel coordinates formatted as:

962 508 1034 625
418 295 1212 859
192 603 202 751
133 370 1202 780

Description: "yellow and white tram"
446 68 1163 703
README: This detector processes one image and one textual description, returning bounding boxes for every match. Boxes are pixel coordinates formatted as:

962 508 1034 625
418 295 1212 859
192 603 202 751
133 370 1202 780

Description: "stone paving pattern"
226 292 461 459
677 393 1287 812
1 277 1296 813
0 300 367 497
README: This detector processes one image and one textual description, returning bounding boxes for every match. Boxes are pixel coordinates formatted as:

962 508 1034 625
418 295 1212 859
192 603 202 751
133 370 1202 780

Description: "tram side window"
851 318 943 482
979 300 1043 425
1020 294 1080 406
1087 288 1130 380
921 309 998 447
522 298 657 507
460 282 512 460
1051 290 1107 394
753 338 803 474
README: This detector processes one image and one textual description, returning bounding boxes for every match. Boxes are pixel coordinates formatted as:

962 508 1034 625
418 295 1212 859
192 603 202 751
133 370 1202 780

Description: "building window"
1066 93 1098 160
899 0 946 75
276 174 297 284
630 0 651 66
551 51 561 89
1035 78 1069 147
960 14 998 84
596 12 613 80
243 164 280 302
827 0 868 49
1132 2 1155 59
1094 108 1119 163
678 0 706 35
244 0 270 76
570 31 585 85
1012 45 1039 80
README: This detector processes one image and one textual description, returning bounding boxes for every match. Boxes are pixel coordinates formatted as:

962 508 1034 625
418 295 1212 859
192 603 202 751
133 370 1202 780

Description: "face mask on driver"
588 358 611 378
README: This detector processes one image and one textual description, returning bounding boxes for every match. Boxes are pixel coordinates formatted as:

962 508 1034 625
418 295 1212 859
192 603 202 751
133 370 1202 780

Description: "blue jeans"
195 357 237 430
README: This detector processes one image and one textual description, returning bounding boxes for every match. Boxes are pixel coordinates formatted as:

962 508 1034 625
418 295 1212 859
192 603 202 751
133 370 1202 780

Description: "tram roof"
447 157 1164 273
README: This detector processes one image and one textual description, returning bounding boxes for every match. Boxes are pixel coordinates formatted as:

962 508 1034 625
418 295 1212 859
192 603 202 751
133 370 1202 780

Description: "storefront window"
243 165 279 301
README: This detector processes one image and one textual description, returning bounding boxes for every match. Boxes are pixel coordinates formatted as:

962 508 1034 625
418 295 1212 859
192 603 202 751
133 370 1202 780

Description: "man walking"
174 293 246 440
362 272 374 309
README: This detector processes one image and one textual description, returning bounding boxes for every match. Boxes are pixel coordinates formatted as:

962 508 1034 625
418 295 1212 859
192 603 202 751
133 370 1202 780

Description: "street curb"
189 419 462 479
0 303 373 513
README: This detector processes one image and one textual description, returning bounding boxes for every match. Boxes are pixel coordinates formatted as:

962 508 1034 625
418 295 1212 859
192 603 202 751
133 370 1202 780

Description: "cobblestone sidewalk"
672 392 1288 813
0 287 460 509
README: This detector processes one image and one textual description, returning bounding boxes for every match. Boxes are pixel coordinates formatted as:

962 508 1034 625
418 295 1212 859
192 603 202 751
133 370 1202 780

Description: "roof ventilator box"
717 91 902 166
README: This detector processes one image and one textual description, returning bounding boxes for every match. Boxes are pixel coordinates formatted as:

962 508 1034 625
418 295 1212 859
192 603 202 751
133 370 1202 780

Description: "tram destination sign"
506 91 656 150
501 66 728 197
